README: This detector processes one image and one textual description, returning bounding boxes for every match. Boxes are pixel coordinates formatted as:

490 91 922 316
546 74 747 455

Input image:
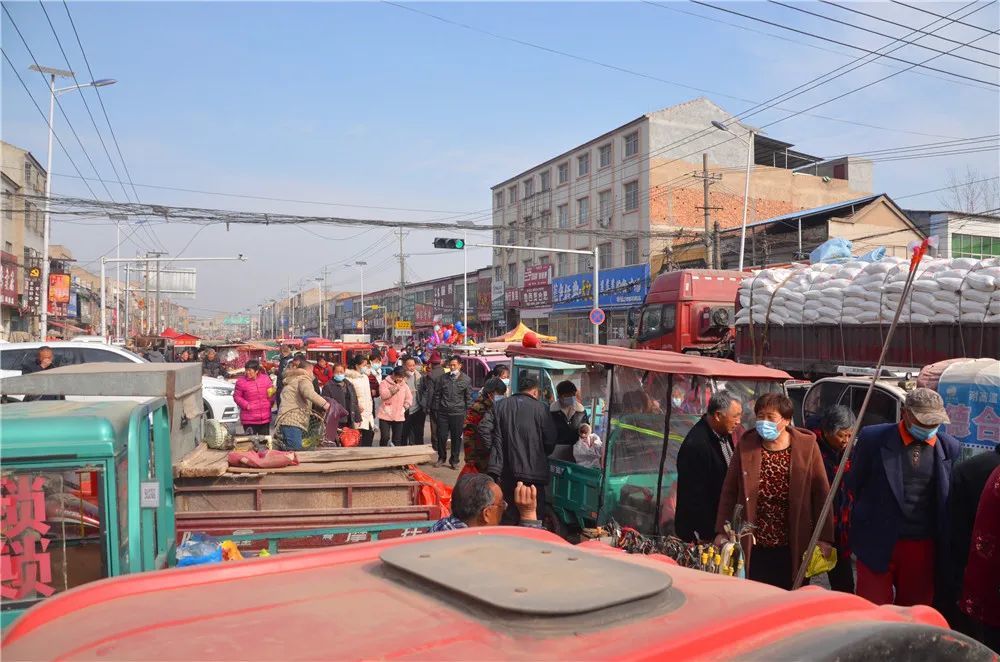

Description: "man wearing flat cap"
846 388 961 608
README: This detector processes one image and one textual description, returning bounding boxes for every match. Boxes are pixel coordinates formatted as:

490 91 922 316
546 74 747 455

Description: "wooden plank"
173 445 230 478
225 455 435 475
294 446 436 463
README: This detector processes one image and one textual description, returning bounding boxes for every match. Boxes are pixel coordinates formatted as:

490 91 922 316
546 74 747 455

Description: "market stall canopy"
171 333 201 348
490 322 557 343
509 343 791 380
160 327 181 339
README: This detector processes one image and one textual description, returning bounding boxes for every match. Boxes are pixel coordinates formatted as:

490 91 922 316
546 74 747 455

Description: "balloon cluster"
425 321 467 348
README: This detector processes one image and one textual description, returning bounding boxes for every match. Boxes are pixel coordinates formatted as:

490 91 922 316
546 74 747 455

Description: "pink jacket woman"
234 371 273 426
377 376 413 423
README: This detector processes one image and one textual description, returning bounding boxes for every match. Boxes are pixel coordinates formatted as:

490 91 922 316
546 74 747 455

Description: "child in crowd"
573 423 603 469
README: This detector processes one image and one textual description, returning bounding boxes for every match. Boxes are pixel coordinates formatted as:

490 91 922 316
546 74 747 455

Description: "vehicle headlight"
206 387 234 396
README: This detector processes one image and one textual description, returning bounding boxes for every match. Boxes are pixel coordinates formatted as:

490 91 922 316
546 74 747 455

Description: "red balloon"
522 331 539 348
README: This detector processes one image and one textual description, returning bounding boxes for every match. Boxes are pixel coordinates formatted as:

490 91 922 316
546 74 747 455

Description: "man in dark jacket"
201 348 224 378
20 346 64 401
847 388 961 608
550 380 589 461
480 374 558 525
674 391 742 542
422 351 445 449
432 355 472 469
274 345 295 401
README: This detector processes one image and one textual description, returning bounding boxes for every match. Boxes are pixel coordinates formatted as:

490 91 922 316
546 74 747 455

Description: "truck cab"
0 399 175 628
634 270 745 356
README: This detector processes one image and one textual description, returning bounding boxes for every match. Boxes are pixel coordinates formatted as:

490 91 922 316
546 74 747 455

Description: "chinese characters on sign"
940 378 1000 453
23 264 42 312
551 263 650 311
415 303 434 327
477 277 492 322
1 475 55 601
523 264 552 288
491 280 505 321
1 252 17 307
433 282 454 312
521 265 552 309
505 288 521 308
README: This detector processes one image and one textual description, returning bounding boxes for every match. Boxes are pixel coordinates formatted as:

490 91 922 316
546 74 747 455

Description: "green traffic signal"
433 237 465 249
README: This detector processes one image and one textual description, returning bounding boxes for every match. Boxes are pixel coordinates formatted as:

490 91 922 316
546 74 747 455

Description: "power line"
767 0 999 70
816 1 1000 56
890 0 999 34
688 0 998 87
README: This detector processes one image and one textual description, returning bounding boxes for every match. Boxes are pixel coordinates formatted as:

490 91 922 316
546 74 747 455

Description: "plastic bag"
857 247 887 262
410 467 453 517
805 545 838 578
810 238 853 263
220 540 244 561
176 533 223 567
338 427 361 448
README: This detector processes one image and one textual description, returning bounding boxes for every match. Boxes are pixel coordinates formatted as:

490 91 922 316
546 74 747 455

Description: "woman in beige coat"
276 358 330 450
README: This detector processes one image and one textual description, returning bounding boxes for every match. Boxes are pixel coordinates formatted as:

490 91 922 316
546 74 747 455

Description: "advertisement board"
551 263 650 312
1 253 16 307
491 280 505 321
477 277 492 322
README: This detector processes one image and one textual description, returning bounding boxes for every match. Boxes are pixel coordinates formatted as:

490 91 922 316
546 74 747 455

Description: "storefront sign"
521 286 551 308
1 474 55 600
433 282 454 311
415 303 434 327
48 274 70 304
23 264 41 312
1 253 17 307
505 287 521 308
394 320 412 330
491 280 505 321
523 264 552 288
552 263 650 312
477 277 492 322
67 290 79 318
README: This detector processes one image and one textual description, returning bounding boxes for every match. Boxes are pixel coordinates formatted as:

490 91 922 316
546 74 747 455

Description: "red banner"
49 274 70 304
524 264 552 288
477 277 491 322
415 303 434 327
505 287 521 308
1 252 17 307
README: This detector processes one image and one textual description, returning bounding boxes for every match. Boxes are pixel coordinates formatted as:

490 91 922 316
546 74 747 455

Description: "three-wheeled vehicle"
508 343 791 537
305 342 374 369
0 399 176 628
450 344 511 399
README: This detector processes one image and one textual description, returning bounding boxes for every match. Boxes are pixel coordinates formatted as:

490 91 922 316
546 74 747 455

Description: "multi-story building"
2 141 48 339
490 97 874 341
905 210 1000 260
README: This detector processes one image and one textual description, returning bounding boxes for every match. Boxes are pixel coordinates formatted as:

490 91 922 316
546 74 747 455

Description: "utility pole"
145 250 166 333
695 153 722 269
397 227 405 338
142 253 150 334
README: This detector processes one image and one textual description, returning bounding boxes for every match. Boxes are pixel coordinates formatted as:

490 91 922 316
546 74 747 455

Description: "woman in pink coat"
377 365 413 447
233 359 273 435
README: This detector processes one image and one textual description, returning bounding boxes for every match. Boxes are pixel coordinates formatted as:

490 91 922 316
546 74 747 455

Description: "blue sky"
3 1 998 318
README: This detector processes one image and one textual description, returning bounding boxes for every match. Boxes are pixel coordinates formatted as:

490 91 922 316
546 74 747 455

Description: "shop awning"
490 322 557 343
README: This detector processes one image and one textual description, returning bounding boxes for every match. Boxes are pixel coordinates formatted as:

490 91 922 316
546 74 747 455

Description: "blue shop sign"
552 263 649 312
67 290 78 318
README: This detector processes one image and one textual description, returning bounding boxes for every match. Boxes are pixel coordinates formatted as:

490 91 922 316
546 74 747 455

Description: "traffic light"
433 237 465 250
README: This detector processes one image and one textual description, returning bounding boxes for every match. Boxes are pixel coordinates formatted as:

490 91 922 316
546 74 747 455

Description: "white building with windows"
490 97 873 341
904 210 1000 260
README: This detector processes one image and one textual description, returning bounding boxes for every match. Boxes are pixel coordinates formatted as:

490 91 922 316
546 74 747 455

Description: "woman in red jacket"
233 359 273 435
313 355 335 388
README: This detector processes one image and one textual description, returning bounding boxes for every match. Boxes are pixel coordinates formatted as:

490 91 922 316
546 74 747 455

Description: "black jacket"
675 417 733 542
275 354 295 392
481 393 558 484
20 357 64 401
550 400 589 447
202 358 223 378
321 379 362 425
421 366 445 412
432 371 472 415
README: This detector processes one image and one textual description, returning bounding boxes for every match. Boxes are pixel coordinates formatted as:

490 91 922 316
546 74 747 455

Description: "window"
539 255 551 265
557 204 569 229
540 210 550 229
624 180 639 212
577 153 590 177
494 265 503 282
624 237 639 265
577 252 589 274
540 170 551 191
557 253 568 276
508 186 517 205
577 197 590 225
494 191 504 208
599 144 612 168
506 225 516 243
599 190 612 221
638 304 676 342
24 161 32 185
599 242 612 269
624 131 639 157
80 347 136 364
557 162 569 185
952 233 1000 259
523 178 535 198
463 357 489 389
507 262 517 287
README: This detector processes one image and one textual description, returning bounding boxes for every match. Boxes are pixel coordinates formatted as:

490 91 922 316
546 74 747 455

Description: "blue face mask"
907 423 939 441
333 374 346 383
493 394 505 403
755 420 780 441
501 378 511 387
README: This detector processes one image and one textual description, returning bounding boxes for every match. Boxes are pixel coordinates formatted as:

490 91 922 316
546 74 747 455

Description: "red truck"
635 268 999 379
633 269 746 356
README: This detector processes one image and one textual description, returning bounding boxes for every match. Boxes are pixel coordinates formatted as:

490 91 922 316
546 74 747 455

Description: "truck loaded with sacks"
733 255 1000 378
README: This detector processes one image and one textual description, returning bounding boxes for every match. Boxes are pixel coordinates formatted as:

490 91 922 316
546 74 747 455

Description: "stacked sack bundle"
735 256 1000 326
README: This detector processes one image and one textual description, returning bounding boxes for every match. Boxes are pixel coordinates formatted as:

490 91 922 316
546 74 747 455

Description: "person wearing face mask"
549 381 589 461
715 393 833 590
431 356 472 469
461 377 508 475
846 387 960 608
810 405 857 593
343 356 376 447
401 357 426 447
321 363 361 430
377 366 413 447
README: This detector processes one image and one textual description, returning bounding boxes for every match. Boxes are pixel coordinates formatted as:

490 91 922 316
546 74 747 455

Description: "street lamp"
353 261 368 334
711 120 755 272
31 64 116 340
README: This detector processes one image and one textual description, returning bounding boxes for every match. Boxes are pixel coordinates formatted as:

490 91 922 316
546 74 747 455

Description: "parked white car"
0 341 239 423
